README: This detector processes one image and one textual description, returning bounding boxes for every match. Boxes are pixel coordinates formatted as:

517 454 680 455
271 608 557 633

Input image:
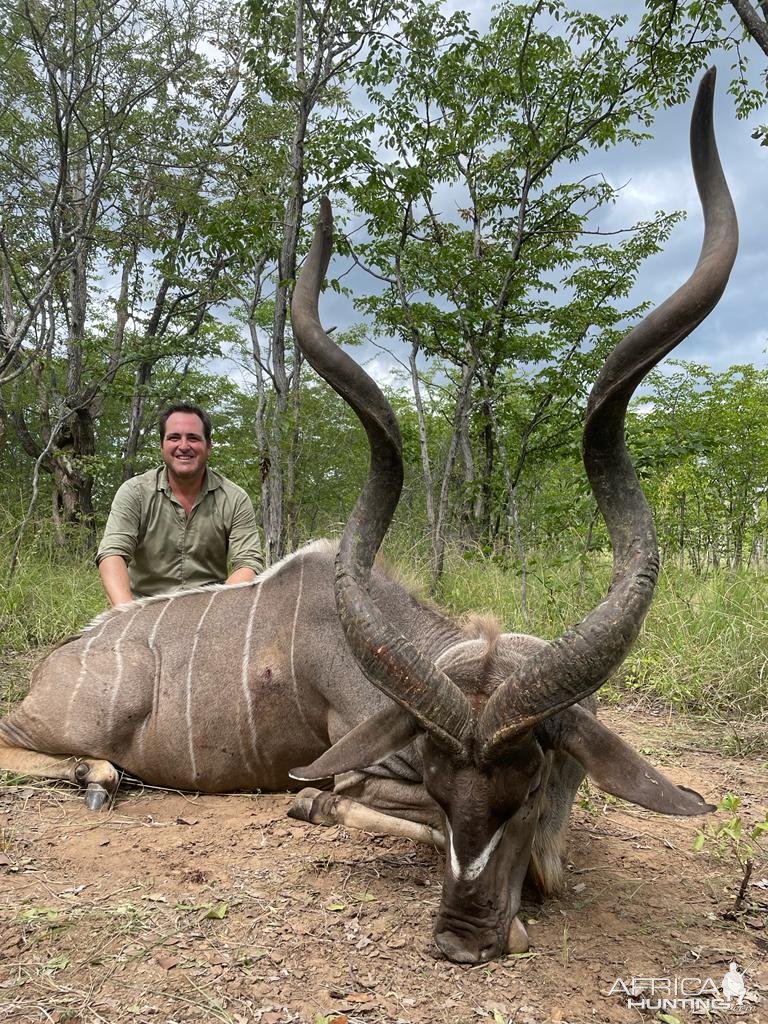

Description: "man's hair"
158 403 212 444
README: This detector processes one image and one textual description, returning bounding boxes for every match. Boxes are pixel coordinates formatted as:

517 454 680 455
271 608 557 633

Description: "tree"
637 1 768 141
0 0 275 563
241 0 397 564
349 0 686 588
632 362 768 570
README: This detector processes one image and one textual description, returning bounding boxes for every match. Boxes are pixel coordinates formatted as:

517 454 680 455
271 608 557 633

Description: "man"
97 403 263 605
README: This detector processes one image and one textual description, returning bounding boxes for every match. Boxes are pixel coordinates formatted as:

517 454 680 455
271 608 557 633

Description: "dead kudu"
0 71 737 964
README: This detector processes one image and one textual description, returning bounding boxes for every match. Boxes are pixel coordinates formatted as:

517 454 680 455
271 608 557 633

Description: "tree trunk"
59 134 98 536
286 348 303 551
486 396 529 621
409 340 436 535
430 358 477 592
246 259 271 560
458 393 478 543
263 94 311 563
479 395 494 543
123 358 157 481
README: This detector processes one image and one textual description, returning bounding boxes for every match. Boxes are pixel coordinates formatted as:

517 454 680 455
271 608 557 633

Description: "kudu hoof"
508 915 529 953
84 783 111 812
287 787 335 826
73 760 119 810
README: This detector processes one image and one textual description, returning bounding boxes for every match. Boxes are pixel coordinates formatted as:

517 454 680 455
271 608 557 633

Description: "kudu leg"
288 787 445 850
0 738 119 810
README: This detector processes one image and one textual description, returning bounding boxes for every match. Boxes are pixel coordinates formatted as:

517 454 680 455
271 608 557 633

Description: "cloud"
362 352 407 392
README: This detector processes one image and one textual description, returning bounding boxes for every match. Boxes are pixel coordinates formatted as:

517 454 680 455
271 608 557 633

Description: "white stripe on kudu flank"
65 614 115 732
148 596 171 649
289 552 322 742
239 583 264 777
147 597 171 711
185 591 218 782
114 606 142 690
290 555 304 690
105 606 143 736
136 598 173 762
289 550 334 745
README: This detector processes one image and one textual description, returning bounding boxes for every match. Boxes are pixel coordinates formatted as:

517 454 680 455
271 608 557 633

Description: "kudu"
0 71 736 964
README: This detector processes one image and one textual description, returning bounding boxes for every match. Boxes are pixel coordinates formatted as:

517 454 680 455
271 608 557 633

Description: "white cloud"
362 353 405 391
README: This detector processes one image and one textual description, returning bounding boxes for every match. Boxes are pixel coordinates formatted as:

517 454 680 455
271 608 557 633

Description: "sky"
589 60 768 374
310 3 768 389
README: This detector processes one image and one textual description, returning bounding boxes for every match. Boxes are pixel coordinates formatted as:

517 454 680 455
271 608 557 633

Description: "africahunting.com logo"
608 963 762 1016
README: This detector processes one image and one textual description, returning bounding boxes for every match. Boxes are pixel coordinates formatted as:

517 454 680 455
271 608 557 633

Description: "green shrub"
434 546 768 719
0 518 105 652
1 524 766 719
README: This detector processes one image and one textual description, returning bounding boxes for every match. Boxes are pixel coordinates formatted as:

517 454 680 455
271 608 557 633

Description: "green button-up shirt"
96 466 263 598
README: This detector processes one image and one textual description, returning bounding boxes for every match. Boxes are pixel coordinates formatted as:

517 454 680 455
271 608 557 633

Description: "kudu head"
290 69 737 964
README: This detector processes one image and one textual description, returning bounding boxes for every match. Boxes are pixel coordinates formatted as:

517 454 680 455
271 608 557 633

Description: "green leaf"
19 907 59 923
176 900 211 912
43 955 70 972
205 902 229 920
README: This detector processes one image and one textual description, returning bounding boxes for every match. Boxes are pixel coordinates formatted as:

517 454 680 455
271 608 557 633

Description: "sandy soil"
0 676 765 1024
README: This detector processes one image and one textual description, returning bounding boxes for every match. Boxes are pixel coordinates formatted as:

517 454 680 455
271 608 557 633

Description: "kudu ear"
290 705 420 781
560 704 715 816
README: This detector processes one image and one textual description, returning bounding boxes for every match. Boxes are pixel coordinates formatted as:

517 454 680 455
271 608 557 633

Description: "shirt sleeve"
96 480 142 566
227 489 263 573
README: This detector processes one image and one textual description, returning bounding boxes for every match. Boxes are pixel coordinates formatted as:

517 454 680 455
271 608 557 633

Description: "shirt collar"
157 465 222 494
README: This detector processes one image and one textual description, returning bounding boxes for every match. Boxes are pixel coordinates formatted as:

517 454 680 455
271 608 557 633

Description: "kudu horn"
291 199 473 755
478 66 738 763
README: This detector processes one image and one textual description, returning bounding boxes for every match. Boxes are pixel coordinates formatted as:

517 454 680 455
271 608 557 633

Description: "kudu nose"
434 916 529 963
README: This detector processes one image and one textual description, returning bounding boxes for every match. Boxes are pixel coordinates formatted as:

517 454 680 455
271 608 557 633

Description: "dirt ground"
0 653 766 1024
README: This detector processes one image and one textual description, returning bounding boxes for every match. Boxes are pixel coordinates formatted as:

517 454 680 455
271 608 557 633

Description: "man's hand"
225 567 258 586
99 555 134 606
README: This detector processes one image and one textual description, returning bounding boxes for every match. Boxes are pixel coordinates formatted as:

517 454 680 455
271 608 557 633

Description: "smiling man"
96 403 263 605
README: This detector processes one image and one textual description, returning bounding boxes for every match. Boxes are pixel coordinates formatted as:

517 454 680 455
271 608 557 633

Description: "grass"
428 545 768 720
0 527 106 652
1 521 766 719
620 569 768 718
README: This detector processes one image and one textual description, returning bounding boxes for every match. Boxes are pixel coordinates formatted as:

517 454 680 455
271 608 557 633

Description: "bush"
0 517 105 652
433 545 768 719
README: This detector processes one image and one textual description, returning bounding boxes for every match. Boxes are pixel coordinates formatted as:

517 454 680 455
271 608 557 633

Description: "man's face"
161 412 211 482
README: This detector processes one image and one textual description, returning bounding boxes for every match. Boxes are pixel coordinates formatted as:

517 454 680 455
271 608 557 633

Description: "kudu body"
0 71 736 963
